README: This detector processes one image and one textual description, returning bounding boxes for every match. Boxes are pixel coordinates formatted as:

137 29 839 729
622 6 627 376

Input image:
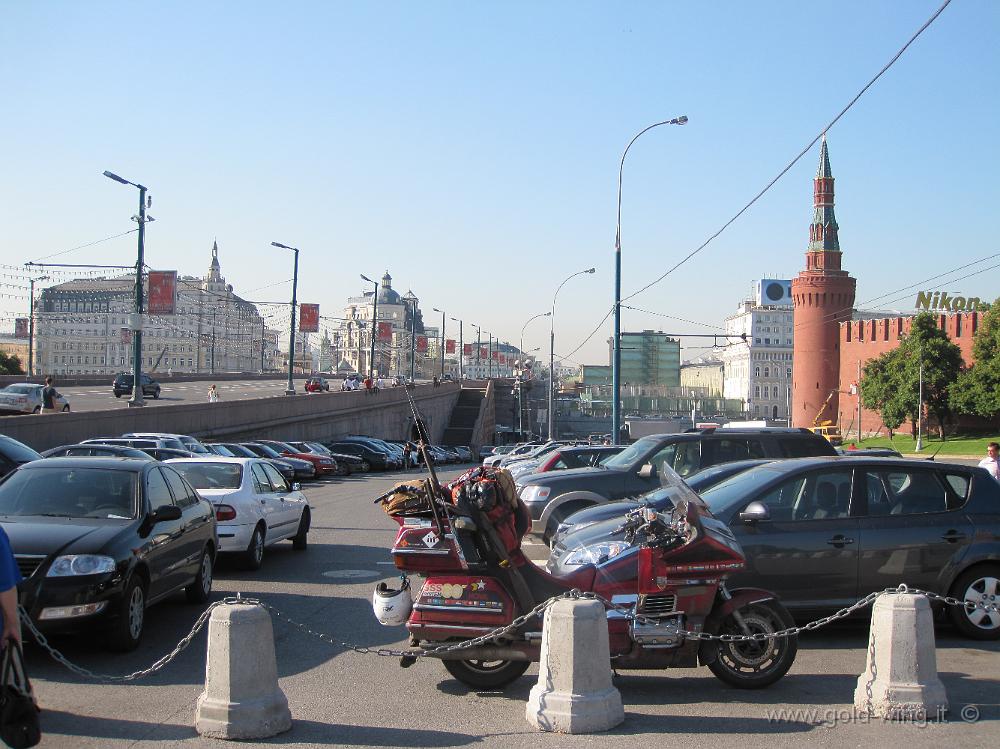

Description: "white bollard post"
526 598 624 733
195 603 292 740
854 592 948 720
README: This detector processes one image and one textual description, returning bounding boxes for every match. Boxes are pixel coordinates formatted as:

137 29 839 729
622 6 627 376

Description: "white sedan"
167 457 310 570
0 383 70 415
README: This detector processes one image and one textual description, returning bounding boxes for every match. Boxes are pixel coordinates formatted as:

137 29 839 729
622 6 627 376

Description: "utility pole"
102 170 150 407
27 275 50 377
857 360 862 443
916 356 924 451
260 316 265 373
272 242 300 395
433 307 445 378
211 308 217 376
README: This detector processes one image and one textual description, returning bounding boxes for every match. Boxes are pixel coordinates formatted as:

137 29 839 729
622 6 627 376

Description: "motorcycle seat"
514 556 597 604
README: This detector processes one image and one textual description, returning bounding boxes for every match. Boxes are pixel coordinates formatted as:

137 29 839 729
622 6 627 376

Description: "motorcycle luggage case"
391 519 482 572
410 574 516 634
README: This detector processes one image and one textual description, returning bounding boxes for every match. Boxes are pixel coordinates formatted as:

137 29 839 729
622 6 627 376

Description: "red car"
257 440 337 477
304 377 330 393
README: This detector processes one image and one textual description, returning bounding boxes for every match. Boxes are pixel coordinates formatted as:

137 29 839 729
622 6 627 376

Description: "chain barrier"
20 585 1000 681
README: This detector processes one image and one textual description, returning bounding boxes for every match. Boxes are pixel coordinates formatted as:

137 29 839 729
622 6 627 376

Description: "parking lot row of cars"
0 429 477 653
483 428 1000 641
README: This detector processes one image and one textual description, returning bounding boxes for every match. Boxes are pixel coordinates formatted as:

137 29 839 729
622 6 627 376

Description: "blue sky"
1 1 997 365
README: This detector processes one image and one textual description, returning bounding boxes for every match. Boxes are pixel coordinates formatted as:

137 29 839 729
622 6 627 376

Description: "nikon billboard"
915 291 984 313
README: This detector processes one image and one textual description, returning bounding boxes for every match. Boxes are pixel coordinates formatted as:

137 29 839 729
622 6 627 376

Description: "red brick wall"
837 312 980 438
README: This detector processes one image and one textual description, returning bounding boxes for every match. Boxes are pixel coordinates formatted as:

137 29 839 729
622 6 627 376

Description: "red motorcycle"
374 467 797 690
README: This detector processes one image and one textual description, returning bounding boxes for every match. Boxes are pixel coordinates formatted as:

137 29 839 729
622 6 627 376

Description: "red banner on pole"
299 303 319 333
416 336 428 353
492 350 500 361
463 343 472 356
499 353 507 365
479 347 488 359
147 271 177 314
14 318 28 339
120 328 132 344
377 322 393 341
446 339 456 354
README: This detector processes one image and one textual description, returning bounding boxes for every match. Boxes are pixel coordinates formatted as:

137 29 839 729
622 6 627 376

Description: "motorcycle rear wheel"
706 601 797 689
443 658 530 689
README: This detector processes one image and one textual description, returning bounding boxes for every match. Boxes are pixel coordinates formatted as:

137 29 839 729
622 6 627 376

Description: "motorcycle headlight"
47 555 116 577
562 542 629 567
520 486 551 504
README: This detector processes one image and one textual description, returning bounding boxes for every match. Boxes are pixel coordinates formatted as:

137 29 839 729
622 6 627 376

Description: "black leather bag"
0 641 40 749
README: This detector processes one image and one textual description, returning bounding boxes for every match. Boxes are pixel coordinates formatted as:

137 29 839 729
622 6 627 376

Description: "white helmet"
372 577 412 626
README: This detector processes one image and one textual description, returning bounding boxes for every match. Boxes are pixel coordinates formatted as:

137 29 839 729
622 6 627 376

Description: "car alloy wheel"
242 525 265 570
949 565 1000 640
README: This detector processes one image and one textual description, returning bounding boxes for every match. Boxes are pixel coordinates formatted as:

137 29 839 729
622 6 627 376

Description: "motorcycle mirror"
739 501 771 524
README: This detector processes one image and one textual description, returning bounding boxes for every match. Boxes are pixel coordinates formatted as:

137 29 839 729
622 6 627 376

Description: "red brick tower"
791 136 856 428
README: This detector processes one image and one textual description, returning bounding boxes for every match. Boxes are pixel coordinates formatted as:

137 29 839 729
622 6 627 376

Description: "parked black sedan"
2 458 217 650
0 435 42 478
41 444 154 460
549 456 1000 639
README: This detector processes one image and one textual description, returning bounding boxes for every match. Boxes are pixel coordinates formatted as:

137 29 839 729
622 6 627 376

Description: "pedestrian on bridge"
40 376 60 414
208 384 219 403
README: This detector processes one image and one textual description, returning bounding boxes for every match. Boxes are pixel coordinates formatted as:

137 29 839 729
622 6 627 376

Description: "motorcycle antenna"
402 383 448 533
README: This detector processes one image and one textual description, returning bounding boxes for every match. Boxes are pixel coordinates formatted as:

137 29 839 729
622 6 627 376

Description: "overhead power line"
621 0 954 305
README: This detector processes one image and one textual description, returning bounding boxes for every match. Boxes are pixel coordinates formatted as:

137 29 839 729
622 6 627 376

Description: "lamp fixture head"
102 170 129 185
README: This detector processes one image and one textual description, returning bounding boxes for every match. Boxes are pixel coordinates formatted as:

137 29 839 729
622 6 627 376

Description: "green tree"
859 348 908 436
859 312 963 438
0 351 23 375
950 300 1000 418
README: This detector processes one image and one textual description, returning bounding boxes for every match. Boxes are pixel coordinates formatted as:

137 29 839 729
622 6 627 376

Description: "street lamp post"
488 333 493 379
450 317 464 380
360 274 378 381
432 307 446 378
406 298 417 382
549 268 596 440
271 242 300 395
473 324 481 377
27 275 50 377
519 312 550 437
612 115 687 444
103 170 151 407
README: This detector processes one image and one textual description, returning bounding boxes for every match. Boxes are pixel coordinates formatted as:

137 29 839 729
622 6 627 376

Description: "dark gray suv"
518 428 837 541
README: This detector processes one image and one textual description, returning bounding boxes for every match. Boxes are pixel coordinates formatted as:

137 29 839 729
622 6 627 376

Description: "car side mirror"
151 504 182 523
291 482 301 492
739 501 770 524
638 463 656 479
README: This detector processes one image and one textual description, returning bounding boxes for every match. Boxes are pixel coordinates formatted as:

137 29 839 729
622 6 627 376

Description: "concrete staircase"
442 387 486 446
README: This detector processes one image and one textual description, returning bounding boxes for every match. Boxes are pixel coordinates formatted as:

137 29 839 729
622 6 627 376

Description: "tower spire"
790 137 856 428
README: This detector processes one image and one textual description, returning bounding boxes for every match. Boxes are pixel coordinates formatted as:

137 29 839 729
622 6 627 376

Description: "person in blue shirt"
0 527 22 646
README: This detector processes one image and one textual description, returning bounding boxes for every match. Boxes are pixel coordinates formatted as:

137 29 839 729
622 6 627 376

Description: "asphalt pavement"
25 467 999 748
55 378 318 412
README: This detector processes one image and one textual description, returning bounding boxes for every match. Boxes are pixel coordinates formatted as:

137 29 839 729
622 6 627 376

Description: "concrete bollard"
526 598 624 733
854 592 948 720
195 603 292 740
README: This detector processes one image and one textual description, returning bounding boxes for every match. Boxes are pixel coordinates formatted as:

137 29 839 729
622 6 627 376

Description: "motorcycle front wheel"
443 658 530 689
706 601 797 689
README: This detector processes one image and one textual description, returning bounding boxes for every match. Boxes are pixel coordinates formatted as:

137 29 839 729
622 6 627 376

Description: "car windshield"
206 444 236 456
181 439 210 454
0 467 138 519
267 441 297 452
248 443 282 459
0 436 43 463
697 464 791 516
305 442 331 455
222 444 254 457
601 437 659 469
170 463 243 490
3 385 37 395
